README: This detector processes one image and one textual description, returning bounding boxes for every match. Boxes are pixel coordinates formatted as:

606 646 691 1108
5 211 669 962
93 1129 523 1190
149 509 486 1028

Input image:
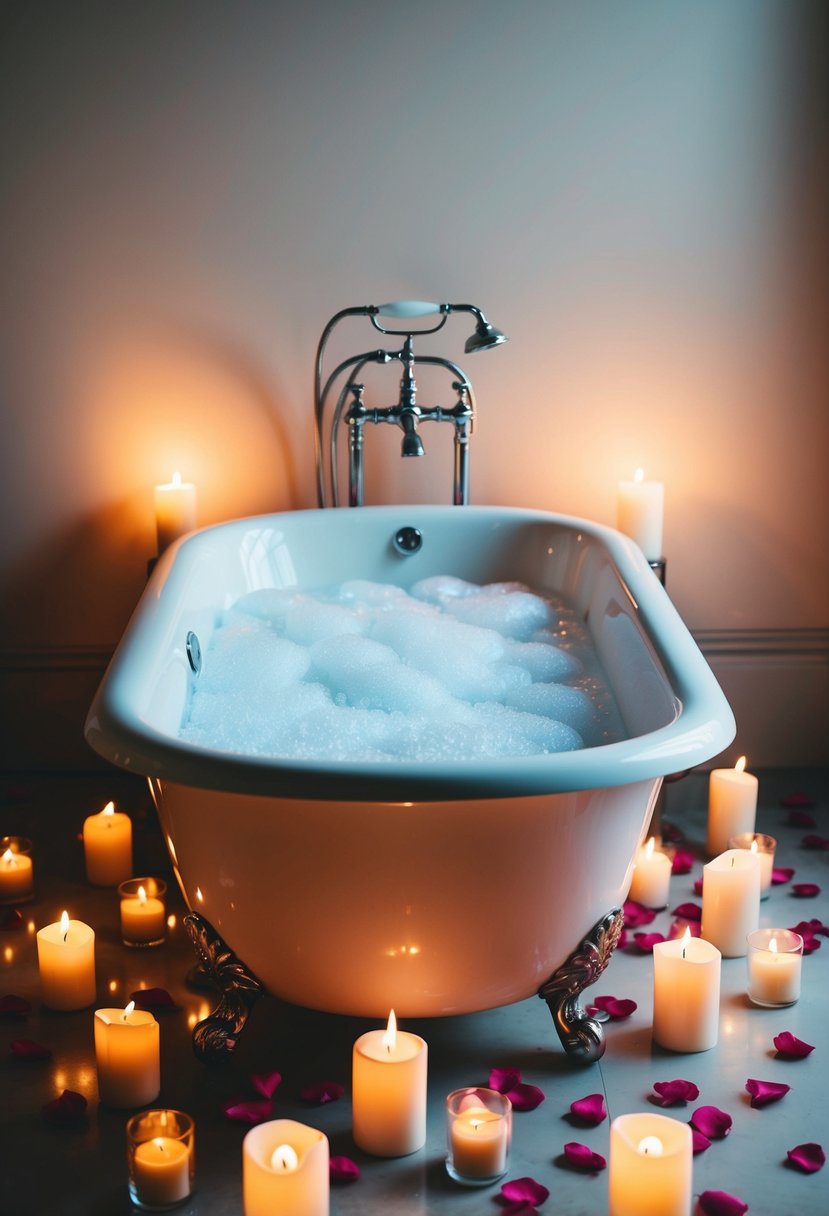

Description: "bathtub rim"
84 504 736 801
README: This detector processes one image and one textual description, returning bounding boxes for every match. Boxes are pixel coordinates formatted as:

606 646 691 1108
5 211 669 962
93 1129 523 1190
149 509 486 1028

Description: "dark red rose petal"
42 1089 88 1124
786 808 817 826
690 1105 732 1139
562 1141 607 1171
782 792 816 810
502 1177 550 1205
653 1079 700 1106
671 850 695 875
806 918 829 936
692 1129 712 1154
801 835 829 850
693 877 704 896
569 1093 606 1125
670 902 702 921
0 908 24 931
129 987 178 1011
623 899 657 927
590 995 637 1020
745 1078 790 1108
330 1155 360 1182
632 932 666 952
223 1098 273 1125
507 1082 545 1112
786 1142 825 1172
772 867 795 885
0 993 30 1018
10 1038 52 1060
490 1066 522 1094
669 919 700 939
660 821 684 843
300 1079 344 1105
773 1031 815 1059
792 883 821 898
789 926 820 953
250 1071 282 1100
698 1189 748 1215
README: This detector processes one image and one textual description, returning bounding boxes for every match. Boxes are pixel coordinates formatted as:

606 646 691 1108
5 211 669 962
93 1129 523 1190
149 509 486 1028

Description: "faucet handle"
376 300 442 318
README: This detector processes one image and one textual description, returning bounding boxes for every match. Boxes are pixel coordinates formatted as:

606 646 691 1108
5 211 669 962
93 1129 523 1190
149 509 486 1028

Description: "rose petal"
223 1098 273 1125
502 1177 550 1205
698 1189 748 1216
661 821 684 843
670 902 702 921
0 993 30 1018
782 793 816 810
669 918 700 939
772 867 795 885
623 899 656 927
300 1079 344 1104
569 1093 606 1125
693 877 704 896
507 1082 545 1112
330 1155 360 1182
792 883 821 897
773 1031 815 1059
591 995 637 1020
690 1105 732 1139
787 1142 825 1173
250 1071 282 1100
617 927 629 950
692 1129 712 1154
42 1089 88 1124
801 835 829 850
10 1038 52 1060
632 932 666 953
0 908 24 931
787 809 817 826
789 927 821 954
745 1078 790 1108
129 987 178 1011
490 1066 522 1094
653 1079 700 1106
806 918 829 936
671 850 695 875
562 1142 607 1171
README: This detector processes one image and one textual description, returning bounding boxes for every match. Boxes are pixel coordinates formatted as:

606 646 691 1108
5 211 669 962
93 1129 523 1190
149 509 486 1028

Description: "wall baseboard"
0 631 826 775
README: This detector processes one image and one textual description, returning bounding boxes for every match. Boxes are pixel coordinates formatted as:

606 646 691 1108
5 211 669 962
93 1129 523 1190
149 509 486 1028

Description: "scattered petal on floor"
690 1105 732 1139
773 1031 815 1059
562 1142 607 1171
10 1038 52 1060
745 1078 790 1108
330 1156 360 1182
786 1142 825 1173
569 1093 606 1125
42 1089 88 1125
698 1189 748 1215
653 1079 700 1106
501 1176 550 1205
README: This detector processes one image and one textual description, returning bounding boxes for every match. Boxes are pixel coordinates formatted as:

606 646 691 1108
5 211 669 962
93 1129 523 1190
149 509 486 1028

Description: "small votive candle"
445 1087 511 1186
119 878 167 947
629 836 672 909
0 837 34 903
609 1112 693 1216
706 756 758 856
95 1001 161 1108
352 1009 427 1157
747 928 803 1007
127 1109 195 1210
37 911 96 1010
83 800 133 887
728 833 776 899
242 1119 329 1216
617 468 665 561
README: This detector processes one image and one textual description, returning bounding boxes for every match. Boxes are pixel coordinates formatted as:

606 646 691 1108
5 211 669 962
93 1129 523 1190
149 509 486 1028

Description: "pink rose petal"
653 1079 700 1106
789 924 821 953
632 931 666 953
698 1189 748 1216
569 1093 606 1125
745 1078 790 1108
773 1031 815 1059
671 849 695 875
562 1141 607 1171
490 1066 522 1094
692 1129 712 1154
507 1082 545 1112
42 1089 88 1124
690 1105 732 1139
0 993 30 1018
693 877 704 896
10 1038 52 1061
787 1142 825 1173
300 1079 344 1104
669 918 700 939
130 987 178 1011
590 995 637 1020
792 883 821 897
801 835 829 850
670 902 702 921
330 1155 360 1182
772 867 795 884
502 1177 550 1205
623 899 656 927
223 1098 273 1125
250 1071 282 1100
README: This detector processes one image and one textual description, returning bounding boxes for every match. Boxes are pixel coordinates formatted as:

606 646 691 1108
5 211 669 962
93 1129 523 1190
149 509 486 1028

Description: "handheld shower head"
464 319 507 353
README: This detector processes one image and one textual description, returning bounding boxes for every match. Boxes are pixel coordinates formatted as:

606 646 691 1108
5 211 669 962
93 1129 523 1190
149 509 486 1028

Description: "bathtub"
85 506 734 1057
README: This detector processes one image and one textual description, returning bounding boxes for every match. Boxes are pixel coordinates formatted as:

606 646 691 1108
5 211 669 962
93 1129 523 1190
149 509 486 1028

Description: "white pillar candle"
609 1112 692 1216
728 833 776 899
83 801 133 887
0 841 34 903
37 911 96 1010
706 756 758 856
119 878 166 946
652 930 721 1052
617 468 664 561
747 929 803 1007
243 1119 329 1216
94 1002 160 1108
154 471 197 554
352 1009 427 1157
629 837 672 909
700 848 760 957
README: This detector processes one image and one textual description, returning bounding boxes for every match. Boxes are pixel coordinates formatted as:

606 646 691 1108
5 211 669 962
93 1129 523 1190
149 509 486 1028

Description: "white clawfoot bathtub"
85 506 734 1033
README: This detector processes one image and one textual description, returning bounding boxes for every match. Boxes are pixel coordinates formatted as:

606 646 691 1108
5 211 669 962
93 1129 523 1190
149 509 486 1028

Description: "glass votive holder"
445 1087 512 1186
127 1109 195 1210
119 878 167 948
747 928 803 1007
728 832 776 899
0 836 34 904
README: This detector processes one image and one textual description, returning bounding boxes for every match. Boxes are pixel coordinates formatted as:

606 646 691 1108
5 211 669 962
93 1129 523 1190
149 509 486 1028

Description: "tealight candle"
94 1001 160 1108
629 836 672 909
700 848 760 957
609 1112 692 1216
119 878 167 947
617 468 664 561
37 911 96 1010
0 837 34 903
747 928 803 1007
127 1109 195 1209
445 1087 511 1185
706 756 758 856
728 833 776 899
352 1009 427 1157
154 471 197 554
652 929 721 1052
83 800 133 887
242 1119 329 1216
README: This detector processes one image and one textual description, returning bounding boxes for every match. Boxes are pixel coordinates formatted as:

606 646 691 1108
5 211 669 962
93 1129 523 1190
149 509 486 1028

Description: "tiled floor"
1 767 827 1215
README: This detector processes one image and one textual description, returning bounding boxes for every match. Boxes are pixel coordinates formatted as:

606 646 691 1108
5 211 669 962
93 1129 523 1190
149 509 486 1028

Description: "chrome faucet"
313 301 506 507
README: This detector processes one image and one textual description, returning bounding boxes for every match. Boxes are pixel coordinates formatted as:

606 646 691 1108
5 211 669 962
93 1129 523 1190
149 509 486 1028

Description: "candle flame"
382 1008 398 1053
638 1135 664 1156
101 800 116 817
735 755 747 773
750 839 759 855
271 1144 298 1172
681 924 691 958
769 936 778 954
644 836 655 860
171 470 182 487
2 848 14 868
122 1000 136 1021
60 910 70 940
138 885 147 905
634 467 645 483
154 1138 166 1153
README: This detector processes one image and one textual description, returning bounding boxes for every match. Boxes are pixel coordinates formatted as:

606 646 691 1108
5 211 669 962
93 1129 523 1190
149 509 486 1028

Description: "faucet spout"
400 411 425 457
398 335 424 456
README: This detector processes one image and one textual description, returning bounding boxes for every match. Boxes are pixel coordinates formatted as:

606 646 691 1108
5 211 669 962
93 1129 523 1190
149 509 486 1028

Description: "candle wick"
63 929 69 943
682 946 686 960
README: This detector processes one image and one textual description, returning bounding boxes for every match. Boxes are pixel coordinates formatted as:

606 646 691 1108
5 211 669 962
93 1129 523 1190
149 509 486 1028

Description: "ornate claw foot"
538 908 624 1063
184 912 265 1064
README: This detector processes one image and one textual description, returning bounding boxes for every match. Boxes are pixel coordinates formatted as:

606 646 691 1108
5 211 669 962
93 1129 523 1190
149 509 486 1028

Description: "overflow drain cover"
185 631 202 675
393 526 423 555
